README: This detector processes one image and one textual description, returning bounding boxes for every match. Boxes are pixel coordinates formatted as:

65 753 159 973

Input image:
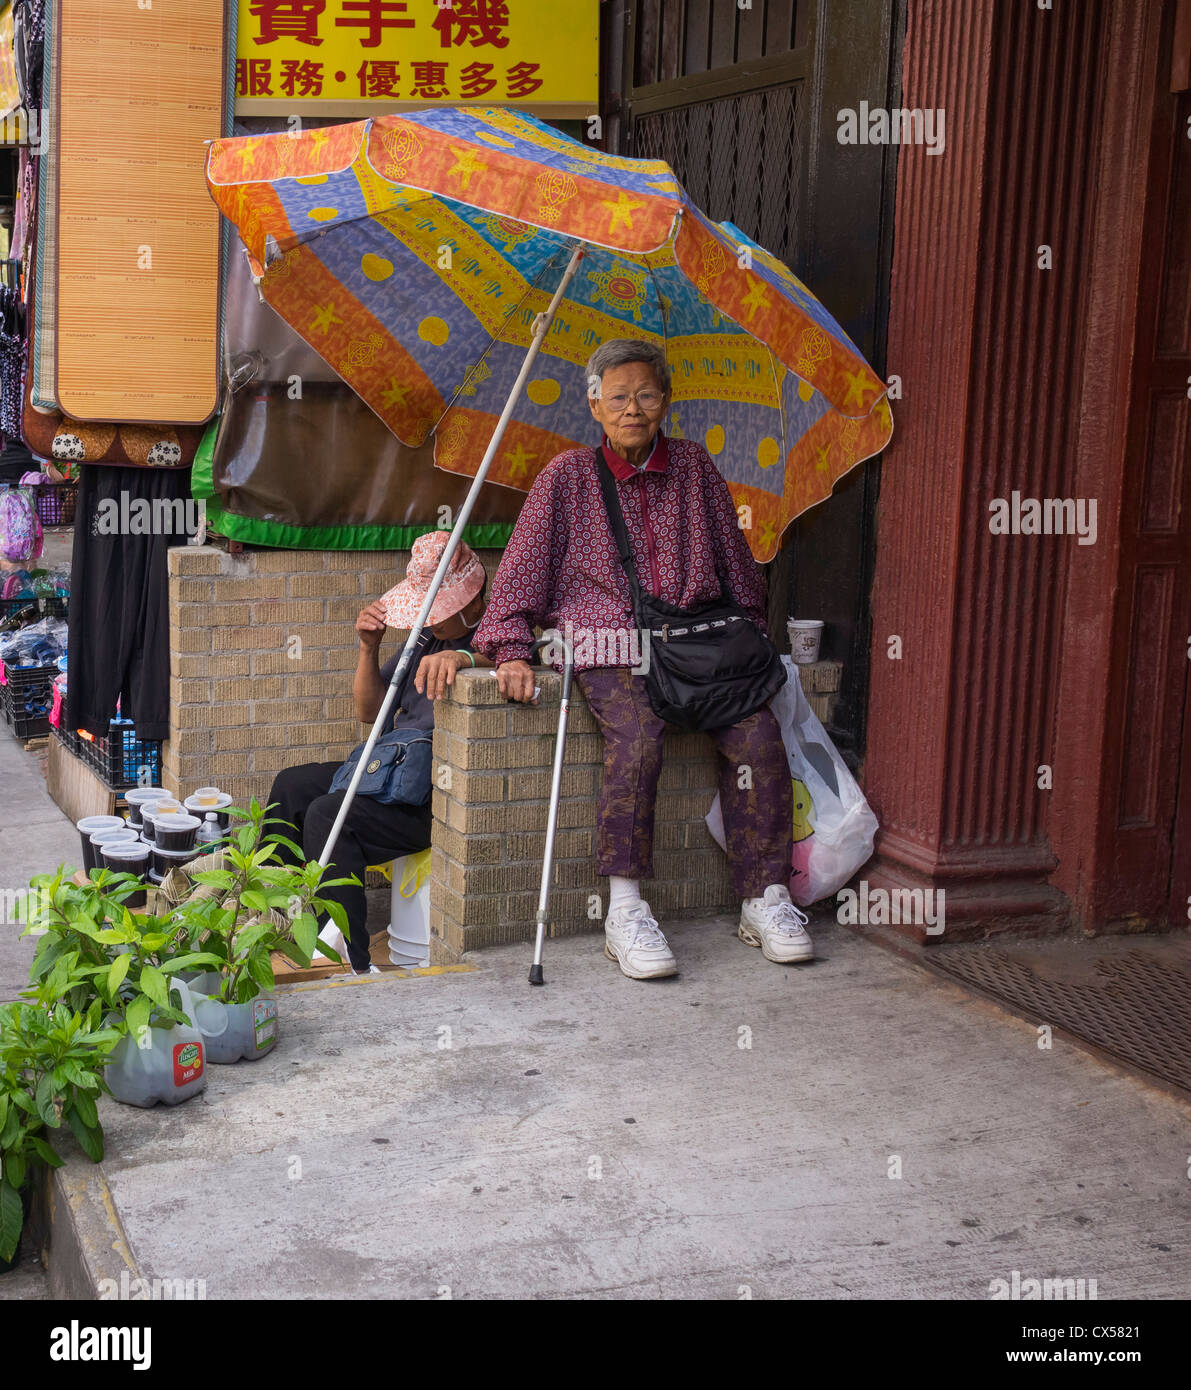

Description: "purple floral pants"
576 667 793 899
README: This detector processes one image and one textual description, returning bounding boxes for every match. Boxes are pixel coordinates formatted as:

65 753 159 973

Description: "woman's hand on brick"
355 601 388 651
497 659 536 703
415 650 467 701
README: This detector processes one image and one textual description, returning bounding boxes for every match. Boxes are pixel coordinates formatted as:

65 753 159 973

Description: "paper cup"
788 619 824 664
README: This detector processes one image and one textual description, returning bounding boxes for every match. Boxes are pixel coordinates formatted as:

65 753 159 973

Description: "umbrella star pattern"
205 106 893 562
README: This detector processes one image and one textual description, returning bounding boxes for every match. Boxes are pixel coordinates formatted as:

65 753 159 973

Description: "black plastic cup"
87 827 139 876
151 844 200 878
124 786 167 829
101 843 151 908
153 813 201 852
76 816 125 874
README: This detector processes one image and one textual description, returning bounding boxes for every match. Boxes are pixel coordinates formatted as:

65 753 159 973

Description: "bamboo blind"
55 0 226 423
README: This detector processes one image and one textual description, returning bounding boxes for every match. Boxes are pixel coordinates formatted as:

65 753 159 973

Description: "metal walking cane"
315 241 589 906
527 632 574 986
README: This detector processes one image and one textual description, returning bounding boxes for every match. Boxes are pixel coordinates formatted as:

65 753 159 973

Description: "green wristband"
459 649 477 668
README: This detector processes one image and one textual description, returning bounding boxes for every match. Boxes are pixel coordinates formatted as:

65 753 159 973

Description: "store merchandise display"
0 613 66 738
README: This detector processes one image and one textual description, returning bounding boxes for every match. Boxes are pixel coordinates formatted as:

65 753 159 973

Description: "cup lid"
77 815 125 833
154 813 201 831
103 843 151 859
125 786 167 804
154 844 199 860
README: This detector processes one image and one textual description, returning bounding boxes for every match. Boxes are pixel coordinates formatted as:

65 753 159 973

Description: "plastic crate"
78 720 163 789
31 482 77 527
0 597 39 628
52 725 81 757
1 662 56 739
0 594 69 625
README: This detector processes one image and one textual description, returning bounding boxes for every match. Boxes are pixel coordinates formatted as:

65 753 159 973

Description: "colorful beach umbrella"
205 106 892 563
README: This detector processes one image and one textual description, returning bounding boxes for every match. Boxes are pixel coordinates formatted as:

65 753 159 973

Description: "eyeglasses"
600 389 666 414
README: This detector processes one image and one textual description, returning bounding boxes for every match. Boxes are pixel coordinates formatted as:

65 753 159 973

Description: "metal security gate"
603 0 903 760
633 84 805 269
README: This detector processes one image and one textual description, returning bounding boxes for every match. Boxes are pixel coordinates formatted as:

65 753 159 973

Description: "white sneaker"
604 902 678 980
738 884 814 963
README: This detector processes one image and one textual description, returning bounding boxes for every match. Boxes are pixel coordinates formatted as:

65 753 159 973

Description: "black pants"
66 464 194 740
267 762 433 971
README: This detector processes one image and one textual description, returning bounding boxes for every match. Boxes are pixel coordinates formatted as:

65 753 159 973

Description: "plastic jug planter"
103 977 208 1109
189 990 279 1064
174 968 277 1061
158 799 356 1062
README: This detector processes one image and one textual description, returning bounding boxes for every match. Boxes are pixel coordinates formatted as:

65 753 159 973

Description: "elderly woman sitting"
473 338 812 980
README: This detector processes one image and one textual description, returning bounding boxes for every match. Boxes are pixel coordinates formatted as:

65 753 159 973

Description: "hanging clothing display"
0 274 26 439
13 1 47 112
66 464 195 742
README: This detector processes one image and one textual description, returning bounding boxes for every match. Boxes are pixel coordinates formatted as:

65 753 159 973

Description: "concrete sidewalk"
2 732 1189 1300
0 735 80 1004
89 919 1189 1300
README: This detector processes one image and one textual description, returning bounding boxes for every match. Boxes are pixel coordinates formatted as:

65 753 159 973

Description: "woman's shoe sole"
604 942 678 979
737 923 814 963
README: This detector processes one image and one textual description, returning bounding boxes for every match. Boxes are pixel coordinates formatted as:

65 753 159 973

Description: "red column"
863 0 1160 942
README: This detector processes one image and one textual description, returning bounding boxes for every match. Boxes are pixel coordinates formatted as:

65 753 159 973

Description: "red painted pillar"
863 0 1162 941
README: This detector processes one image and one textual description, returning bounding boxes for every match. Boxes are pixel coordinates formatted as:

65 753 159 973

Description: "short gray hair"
585 338 671 399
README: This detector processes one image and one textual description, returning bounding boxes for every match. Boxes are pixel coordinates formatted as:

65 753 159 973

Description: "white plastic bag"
706 657 878 906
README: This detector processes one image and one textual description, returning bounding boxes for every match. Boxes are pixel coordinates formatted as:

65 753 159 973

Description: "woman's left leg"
709 704 793 899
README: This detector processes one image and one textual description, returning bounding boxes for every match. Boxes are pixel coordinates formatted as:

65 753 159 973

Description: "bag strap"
387 627 431 723
597 443 734 609
594 445 643 608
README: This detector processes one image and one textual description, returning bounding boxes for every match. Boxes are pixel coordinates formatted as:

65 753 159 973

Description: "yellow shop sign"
235 0 599 116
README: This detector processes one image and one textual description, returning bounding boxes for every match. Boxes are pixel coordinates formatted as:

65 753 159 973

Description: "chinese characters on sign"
237 56 544 101
235 0 598 112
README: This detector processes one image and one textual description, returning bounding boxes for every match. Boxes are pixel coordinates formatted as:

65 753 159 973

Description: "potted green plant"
164 800 351 1064
0 995 120 1270
20 868 223 1108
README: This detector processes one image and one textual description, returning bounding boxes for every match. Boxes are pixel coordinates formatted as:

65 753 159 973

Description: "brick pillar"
165 545 505 807
429 669 740 957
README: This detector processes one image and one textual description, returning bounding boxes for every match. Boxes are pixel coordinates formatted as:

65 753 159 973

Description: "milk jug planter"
163 799 354 1063
103 977 208 1109
190 991 279 1064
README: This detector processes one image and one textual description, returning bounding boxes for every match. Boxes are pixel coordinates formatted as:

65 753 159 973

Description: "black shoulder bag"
594 447 787 731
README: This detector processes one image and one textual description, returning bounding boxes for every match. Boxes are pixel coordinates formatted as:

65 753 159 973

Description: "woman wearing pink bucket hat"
267 532 493 974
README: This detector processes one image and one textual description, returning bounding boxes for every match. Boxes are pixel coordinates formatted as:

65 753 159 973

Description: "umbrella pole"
314 240 589 956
